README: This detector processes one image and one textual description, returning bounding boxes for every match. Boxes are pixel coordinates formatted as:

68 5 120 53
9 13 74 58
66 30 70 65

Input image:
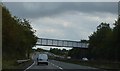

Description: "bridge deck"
36 38 89 48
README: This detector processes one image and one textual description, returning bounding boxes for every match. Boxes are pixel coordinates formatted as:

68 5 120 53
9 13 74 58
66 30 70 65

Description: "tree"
112 16 120 61
88 22 112 59
2 4 37 61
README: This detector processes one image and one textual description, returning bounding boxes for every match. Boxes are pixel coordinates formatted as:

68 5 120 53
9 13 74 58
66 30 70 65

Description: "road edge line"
24 61 35 71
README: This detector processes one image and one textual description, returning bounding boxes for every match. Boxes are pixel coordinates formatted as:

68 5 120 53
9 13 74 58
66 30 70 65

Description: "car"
37 54 48 65
82 57 88 61
67 56 71 59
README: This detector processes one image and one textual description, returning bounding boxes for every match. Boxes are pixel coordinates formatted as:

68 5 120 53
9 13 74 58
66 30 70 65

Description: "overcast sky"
2 0 120 2
3 2 118 50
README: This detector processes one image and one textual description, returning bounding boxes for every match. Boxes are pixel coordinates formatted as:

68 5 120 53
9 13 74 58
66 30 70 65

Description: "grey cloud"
4 2 118 18
3 2 118 41
30 12 117 40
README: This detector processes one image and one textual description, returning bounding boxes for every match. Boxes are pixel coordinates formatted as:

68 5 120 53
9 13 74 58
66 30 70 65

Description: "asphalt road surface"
24 52 103 71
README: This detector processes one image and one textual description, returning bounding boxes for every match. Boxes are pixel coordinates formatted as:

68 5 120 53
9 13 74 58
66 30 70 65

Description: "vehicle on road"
37 54 48 65
82 57 88 61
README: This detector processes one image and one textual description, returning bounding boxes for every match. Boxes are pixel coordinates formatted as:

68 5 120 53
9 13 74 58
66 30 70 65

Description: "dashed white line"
24 61 35 71
49 62 63 70
58 67 63 70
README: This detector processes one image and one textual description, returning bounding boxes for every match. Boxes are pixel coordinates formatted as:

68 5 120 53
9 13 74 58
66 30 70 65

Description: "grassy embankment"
2 53 34 70
2 59 33 69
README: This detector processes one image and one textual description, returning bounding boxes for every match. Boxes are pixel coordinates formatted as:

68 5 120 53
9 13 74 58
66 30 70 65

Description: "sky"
3 2 118 50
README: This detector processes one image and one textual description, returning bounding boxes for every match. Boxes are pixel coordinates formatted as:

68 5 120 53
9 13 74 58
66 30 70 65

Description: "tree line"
68 16 120 61
2 4 37 62
50 48 68 56
88 16 120 61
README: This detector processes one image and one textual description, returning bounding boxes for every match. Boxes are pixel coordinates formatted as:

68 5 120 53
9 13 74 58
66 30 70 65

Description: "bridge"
36 38 89 48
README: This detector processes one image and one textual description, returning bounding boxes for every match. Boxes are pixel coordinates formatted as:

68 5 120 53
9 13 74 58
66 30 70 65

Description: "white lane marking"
24 61 35 71
58 67 63 70
49 62 63 70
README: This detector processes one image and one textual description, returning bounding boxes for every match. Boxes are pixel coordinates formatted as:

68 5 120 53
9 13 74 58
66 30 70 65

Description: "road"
25 52 102 71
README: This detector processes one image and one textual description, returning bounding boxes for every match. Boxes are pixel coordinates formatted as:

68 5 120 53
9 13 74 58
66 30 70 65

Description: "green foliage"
112 16 120 60
89 23 112 59
35 48 49 52
2 5 37 61
68 17 120 61
68 48 88 59
50 48 68 55
88 17 120 61
68 40 89 59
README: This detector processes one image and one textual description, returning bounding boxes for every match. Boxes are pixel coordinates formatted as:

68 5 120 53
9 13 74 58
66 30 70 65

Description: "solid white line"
24 61 35 71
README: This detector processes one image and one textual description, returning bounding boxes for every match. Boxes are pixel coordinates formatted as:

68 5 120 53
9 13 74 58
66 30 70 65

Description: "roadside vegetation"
2 4 37 69
59 16 120 69
68 17 120 61
50 16 120 69
66 16 120 69
50 48 68 56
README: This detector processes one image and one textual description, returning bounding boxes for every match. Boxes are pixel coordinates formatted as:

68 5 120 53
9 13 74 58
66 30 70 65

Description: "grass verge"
2 59 34 70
